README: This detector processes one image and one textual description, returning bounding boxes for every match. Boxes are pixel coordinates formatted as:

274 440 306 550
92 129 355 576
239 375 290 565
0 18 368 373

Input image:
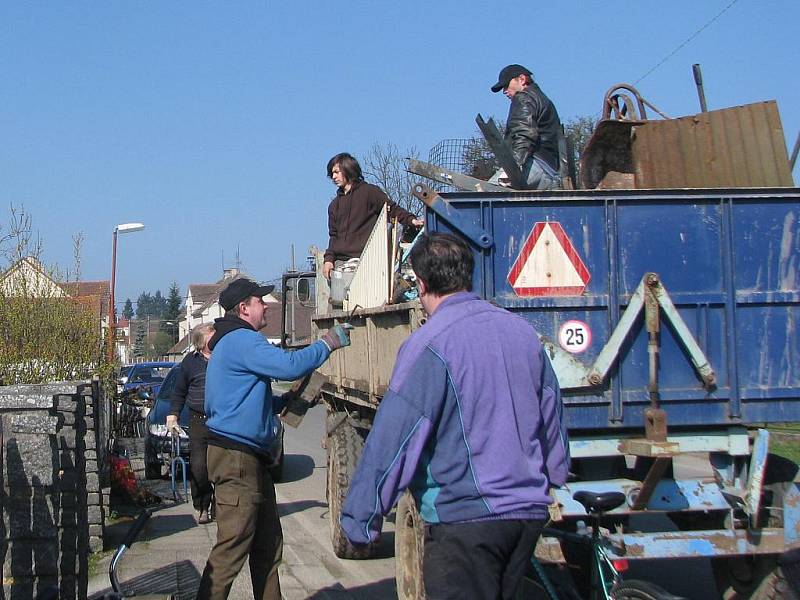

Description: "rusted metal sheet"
536 528 787 563
633 100 794 188
582 94 794 189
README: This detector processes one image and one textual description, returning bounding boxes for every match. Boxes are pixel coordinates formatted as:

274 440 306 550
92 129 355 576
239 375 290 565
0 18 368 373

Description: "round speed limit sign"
558 320 592 354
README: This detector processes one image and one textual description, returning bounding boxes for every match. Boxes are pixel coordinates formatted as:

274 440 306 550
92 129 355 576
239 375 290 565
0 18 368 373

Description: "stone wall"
0 379 110 600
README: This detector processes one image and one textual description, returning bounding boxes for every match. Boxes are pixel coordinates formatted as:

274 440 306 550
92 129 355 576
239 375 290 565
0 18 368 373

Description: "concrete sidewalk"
86 479 358 600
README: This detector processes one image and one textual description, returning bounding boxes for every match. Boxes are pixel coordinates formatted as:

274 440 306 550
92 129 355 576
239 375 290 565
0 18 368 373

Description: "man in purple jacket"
341 232 569 600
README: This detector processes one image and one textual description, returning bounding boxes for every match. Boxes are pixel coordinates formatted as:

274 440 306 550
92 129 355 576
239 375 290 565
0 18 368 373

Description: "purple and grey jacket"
341 292 570 545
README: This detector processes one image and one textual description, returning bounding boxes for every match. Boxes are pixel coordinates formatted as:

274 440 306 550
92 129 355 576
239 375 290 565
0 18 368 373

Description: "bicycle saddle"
573 491 626 514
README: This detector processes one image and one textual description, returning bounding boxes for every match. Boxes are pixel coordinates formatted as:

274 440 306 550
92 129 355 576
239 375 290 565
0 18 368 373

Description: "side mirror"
296 278 311 302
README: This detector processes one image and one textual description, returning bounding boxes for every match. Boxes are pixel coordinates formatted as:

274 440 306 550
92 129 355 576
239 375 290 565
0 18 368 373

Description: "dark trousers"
197 445 283 600
188 412 214 513
423 519 545 600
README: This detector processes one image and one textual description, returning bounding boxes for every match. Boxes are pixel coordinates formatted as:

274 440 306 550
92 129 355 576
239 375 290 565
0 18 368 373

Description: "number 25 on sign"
558 320 592 354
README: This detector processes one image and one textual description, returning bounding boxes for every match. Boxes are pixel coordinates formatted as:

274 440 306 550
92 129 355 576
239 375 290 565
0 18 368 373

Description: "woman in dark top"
167 323 214 524
323 152 423 280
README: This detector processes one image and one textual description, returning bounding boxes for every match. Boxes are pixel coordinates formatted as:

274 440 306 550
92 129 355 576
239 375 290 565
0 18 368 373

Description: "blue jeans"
489 156 561 190
522 155 561 190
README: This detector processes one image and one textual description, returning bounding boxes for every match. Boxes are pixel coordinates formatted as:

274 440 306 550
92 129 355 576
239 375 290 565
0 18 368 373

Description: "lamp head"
115 223 145 234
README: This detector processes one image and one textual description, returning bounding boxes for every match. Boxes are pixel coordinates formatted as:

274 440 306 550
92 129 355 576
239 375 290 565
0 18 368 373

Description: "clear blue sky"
2 1 798 307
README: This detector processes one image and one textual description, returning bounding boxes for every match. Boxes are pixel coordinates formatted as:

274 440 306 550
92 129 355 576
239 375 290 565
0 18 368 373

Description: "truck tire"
326 414 378 559
395 491 426 600
712 554 799 600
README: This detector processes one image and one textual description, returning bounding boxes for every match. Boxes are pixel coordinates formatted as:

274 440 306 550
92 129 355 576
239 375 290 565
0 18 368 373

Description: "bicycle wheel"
610 579 684 599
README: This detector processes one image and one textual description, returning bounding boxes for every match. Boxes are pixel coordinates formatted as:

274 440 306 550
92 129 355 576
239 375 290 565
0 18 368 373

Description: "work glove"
165 414 179 433
321 323 353 352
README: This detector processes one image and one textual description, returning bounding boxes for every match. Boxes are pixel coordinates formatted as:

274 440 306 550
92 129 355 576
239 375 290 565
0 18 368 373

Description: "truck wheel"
395 491 426 600
712 554 799 600
326 415 378 559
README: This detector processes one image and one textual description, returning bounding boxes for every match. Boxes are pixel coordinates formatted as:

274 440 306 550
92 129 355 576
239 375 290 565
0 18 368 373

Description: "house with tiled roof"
0 256 116 352
169 268 281 359
59 280 111 325
0 256 68 298
114 317 132 364
0 258 110 324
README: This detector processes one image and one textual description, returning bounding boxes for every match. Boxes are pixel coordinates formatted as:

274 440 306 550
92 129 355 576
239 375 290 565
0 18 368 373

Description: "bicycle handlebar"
120 509 151 549
110 509 152 594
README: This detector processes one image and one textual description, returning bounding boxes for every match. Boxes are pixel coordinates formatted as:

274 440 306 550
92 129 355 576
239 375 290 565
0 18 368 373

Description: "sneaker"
198 509 211 524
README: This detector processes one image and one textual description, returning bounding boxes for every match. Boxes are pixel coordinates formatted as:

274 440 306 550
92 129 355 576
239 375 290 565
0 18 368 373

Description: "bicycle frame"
591 533 622 599
532 524 623 600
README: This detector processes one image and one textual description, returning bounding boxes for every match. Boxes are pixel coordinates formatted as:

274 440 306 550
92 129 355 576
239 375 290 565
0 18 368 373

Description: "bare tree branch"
71 231 84 282
361 142 426 216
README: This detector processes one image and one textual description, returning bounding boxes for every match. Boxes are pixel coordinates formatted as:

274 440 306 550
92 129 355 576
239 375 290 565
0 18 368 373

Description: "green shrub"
0 205 109 384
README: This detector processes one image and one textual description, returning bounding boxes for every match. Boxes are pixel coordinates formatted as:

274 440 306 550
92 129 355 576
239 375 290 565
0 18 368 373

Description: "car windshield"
119 366 132 378
129 366 172 383
150 366 186 426
157 367 181 400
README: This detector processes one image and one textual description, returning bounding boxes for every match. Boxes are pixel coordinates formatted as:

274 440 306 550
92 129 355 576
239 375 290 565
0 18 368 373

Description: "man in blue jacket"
197 278 351 600
341 233 569 600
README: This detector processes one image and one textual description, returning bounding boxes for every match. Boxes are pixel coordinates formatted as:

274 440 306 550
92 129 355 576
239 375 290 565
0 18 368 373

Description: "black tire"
326 413 378 559
395 491 425 600
611 579 683 599
712 554 799 600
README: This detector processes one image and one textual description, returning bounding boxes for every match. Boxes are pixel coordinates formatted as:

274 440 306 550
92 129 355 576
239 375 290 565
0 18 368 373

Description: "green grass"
87 550 113 577
767 424 800 465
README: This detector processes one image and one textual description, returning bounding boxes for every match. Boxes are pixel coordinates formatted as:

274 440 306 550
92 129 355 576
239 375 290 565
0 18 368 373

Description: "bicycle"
528 491 685 600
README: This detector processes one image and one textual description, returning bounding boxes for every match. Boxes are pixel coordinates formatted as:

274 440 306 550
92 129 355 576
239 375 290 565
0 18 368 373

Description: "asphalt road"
276 403 398 598
278 404 720 599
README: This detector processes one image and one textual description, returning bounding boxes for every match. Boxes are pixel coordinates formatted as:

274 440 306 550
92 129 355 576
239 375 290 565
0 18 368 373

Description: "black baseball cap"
491 64 533 93
219 278 275 310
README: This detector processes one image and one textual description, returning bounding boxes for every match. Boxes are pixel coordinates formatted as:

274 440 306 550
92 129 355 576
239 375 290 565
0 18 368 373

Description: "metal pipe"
693 64 708 113
107 230 118 364
290 244 295 346
645 274 661 408
789 130 800 172
107 223 144 364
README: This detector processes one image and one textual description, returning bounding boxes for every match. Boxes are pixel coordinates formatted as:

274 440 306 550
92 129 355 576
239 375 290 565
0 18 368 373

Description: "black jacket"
505 83 562 172
169 350 210 417
207 315 253 351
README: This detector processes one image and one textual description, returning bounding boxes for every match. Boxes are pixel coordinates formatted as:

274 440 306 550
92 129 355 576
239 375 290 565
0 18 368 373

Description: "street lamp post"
107 223 145 364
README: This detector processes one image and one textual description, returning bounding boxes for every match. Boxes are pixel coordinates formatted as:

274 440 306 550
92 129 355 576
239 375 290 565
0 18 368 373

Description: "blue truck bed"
430 187 800 431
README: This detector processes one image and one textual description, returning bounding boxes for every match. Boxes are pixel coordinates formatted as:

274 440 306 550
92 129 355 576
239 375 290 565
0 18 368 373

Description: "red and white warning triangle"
508 221 590 297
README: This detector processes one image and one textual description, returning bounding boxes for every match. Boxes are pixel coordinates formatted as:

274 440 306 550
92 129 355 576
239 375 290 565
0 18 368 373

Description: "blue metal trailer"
425 186 799 429
417 184 800 597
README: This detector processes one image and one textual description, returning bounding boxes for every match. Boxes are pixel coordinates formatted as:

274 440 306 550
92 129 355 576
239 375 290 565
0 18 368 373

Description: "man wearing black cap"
197 277 352 600
491 64 563 190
